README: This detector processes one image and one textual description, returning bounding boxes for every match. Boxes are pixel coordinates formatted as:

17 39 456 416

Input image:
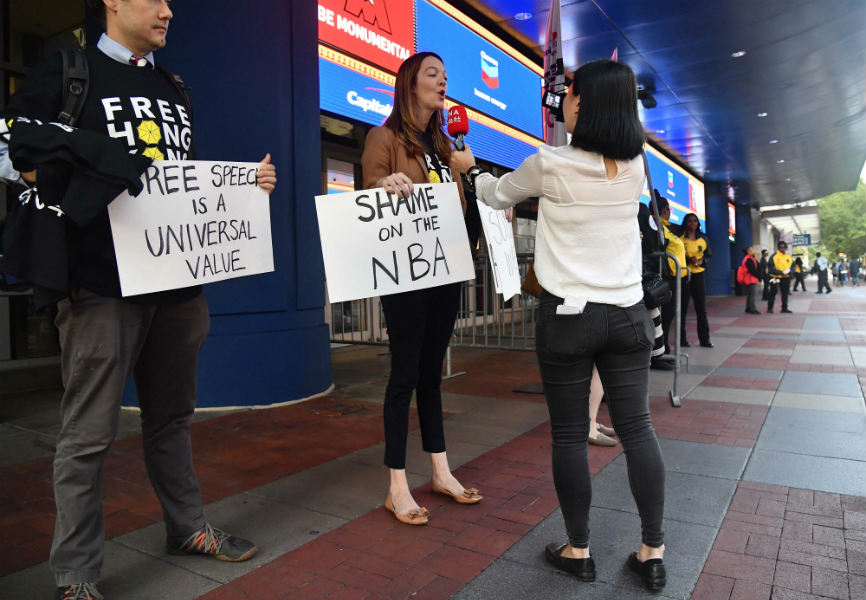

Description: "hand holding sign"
108 160 274 296
377 172 414 198
256 153 277 194
315 182 474 302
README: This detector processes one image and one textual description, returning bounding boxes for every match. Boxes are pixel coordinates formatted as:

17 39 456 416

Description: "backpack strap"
58 49 89 126
156 65 193 123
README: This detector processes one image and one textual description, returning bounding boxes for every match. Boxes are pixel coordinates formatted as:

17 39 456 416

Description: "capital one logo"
344 0 391 34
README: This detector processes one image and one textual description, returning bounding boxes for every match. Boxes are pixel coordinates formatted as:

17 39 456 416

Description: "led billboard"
640 146 706 232
317 0 415 74
318 47 541 169
728 202 736 242
414 0 544 139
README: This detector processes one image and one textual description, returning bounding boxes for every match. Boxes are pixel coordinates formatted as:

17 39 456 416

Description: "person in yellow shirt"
792 256 806 291
654 191 687 358
767 240 794 313
680 213 713 348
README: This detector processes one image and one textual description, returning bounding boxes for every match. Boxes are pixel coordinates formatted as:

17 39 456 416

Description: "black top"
3 46 199 303
745 255 760 278
417 131 453 185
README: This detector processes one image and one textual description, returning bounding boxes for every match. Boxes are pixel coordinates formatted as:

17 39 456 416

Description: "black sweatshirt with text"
3 45 199 302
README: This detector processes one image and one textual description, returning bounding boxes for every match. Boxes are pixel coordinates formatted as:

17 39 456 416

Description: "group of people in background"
829 256 861 286
738 243 860 316
650 194 713 371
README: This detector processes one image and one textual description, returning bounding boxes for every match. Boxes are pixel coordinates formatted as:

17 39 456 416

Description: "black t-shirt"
418 131 453 185
3 46 198 303
417 131 482 248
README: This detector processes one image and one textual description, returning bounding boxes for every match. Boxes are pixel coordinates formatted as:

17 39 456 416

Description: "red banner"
318 0 415 73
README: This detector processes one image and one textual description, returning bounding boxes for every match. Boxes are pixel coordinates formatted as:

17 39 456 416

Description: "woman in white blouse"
451 59 667 592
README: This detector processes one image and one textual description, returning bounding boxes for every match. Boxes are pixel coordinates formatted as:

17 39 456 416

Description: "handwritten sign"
476 201 520 299
108 160 273 296
315 182 474 302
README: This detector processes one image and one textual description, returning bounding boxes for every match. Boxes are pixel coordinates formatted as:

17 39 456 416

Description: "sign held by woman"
315 181 474 302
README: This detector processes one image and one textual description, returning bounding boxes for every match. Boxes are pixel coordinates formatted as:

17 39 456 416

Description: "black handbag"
642 272 671 308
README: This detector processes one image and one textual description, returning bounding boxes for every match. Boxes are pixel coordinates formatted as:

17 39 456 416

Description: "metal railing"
326 253 539 350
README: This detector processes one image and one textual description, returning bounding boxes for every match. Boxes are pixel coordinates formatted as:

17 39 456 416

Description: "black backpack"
0 48 192 293
56 48 192 125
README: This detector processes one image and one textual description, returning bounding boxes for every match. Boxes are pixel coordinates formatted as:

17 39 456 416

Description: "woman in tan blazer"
361 52 481 526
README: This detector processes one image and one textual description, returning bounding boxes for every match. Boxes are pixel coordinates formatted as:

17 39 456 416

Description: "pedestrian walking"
792 256 807 291
814 252 833 294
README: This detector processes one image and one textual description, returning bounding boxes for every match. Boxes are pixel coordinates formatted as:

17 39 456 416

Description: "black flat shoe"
680 340 691 347
545 543 596 581
627 552 666 591
699 341 714 348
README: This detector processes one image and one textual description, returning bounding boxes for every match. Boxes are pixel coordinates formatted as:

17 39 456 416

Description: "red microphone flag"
447 106 469 150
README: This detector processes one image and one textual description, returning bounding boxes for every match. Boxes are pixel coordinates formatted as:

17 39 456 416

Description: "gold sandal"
431 484 483 504
384 495 429 526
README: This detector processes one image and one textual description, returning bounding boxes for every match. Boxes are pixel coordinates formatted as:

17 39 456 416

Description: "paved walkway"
1 283 864 599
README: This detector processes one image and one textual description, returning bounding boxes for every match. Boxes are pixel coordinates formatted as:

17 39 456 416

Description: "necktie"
129 55 149 68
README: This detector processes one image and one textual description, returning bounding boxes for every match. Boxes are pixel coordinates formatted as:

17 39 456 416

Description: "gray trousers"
50 289 209 586
745 283 759 312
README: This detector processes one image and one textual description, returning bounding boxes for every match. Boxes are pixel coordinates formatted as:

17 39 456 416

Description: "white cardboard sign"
108 160 274 296
476 201 521 299
315 182 474 302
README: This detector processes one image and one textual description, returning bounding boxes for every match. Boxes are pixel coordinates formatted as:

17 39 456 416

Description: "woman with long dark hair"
452 59 667 591
680 213 713 347
792 256 807 291
361 52 482 527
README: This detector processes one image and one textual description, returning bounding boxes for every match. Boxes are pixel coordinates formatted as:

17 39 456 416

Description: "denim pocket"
625 303 654 350
538 309 592 359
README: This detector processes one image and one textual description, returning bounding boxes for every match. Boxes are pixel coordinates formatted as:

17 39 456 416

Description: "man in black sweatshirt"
0 2 276 598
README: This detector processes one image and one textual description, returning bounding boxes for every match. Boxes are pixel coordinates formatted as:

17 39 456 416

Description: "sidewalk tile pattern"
694 482 866 600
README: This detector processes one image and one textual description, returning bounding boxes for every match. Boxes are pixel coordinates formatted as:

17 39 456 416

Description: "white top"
475 144 645 307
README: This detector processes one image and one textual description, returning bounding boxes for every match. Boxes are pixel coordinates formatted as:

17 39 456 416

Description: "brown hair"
86 0 107 26
384 52 451 161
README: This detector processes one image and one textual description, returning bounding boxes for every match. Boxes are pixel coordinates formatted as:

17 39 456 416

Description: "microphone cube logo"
480 51 499 89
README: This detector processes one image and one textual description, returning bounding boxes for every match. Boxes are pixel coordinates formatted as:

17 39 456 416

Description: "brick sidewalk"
695 482 866 600
197 393 774 600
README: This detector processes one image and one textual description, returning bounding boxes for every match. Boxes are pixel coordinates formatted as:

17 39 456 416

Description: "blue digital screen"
415 0 544 139
640 150 706 232
319 57 539 170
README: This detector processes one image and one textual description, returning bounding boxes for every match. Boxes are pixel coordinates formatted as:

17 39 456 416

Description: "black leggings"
536 291 666 549
681 271 710 344
380 283 461 469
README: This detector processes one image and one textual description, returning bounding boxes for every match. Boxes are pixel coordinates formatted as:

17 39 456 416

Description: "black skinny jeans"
380 283 461 469
536 291 666 549
681 271 710 344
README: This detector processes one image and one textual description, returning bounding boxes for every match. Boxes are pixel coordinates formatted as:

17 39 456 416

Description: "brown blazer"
361 125 467 214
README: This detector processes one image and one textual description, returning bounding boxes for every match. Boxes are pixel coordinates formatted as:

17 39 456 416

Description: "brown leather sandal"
431 484 483 504
384 495 429 526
